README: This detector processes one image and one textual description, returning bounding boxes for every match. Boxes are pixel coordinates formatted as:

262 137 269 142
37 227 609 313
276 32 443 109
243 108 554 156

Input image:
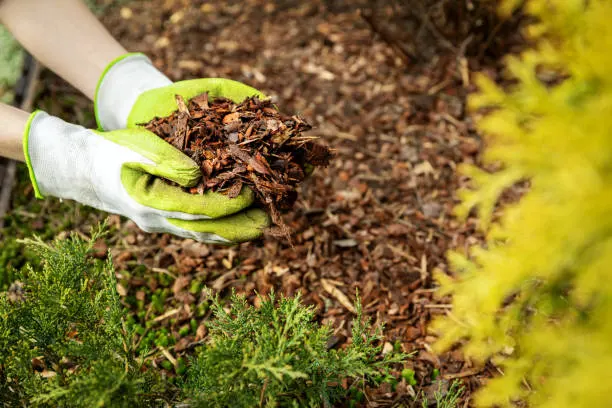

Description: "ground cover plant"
433 0 612 406
185 291 405 407
0 229 403 407
418 380 465 408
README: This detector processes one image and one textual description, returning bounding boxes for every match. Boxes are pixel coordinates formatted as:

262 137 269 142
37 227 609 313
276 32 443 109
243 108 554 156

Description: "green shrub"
433 0 612 406
419 380 465 408
0 227 404 407
185 291 405 408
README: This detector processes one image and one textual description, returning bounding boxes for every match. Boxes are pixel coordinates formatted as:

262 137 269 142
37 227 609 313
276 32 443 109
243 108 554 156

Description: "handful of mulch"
142 93 333 235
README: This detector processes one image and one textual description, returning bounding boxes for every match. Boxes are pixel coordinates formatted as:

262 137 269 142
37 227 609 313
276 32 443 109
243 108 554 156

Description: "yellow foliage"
432 0 612 406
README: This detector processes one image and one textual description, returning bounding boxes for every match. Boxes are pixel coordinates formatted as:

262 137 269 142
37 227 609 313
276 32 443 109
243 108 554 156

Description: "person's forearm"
0 0 127 100
0 103 29 161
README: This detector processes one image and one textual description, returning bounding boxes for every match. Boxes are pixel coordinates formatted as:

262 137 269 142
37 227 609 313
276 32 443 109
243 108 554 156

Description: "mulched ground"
23 0 527 406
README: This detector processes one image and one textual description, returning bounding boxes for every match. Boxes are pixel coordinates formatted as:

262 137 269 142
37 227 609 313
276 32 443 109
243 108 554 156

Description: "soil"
24 0 527 406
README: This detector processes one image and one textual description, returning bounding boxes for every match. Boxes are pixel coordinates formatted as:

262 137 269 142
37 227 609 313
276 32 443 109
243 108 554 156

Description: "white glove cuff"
25 111 94 199
95 53 172 131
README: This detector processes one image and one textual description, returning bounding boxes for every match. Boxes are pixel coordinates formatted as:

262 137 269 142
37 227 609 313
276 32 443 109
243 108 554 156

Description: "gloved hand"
95 53 267 130
93 53 270 242
23 111 268 244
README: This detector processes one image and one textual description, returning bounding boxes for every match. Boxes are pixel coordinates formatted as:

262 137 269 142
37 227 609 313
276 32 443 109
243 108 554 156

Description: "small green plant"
419 380 465 408
184 290 406 407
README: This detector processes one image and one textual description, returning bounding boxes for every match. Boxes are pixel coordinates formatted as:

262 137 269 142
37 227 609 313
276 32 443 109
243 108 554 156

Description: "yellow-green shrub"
432 1 612 406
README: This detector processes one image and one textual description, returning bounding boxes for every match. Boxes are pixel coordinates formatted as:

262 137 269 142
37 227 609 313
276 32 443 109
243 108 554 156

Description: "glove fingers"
167 208 270 244
99 128 201 187
121 167 255 218
127 78 266 127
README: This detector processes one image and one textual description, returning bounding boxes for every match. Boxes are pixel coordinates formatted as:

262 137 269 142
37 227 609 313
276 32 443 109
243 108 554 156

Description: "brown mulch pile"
143 94 332 231
32 0 527 406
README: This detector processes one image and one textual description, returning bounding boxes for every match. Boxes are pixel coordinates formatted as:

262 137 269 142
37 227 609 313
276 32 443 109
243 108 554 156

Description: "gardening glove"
94 53 271 238
23 110 269 244
95 53 267 130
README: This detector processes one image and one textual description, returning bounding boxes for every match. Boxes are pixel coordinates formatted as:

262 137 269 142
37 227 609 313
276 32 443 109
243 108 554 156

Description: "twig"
152 308 180 322
132 327 150 352
423 304 453 309
415 2 457 53
159 346 177 368
211 269 237 291
457 35 473 87
259 378 268 407
151 267 178 280
477 15 507 61
321 278 356 314
442 367 482 380
0 162 17 229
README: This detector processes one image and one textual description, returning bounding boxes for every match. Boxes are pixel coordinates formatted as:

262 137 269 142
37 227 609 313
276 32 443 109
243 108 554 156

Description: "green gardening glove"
94 53 270 243
23 111 267 244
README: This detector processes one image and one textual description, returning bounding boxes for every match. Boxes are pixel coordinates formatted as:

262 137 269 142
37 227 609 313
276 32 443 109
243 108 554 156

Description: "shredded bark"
142 94 333 232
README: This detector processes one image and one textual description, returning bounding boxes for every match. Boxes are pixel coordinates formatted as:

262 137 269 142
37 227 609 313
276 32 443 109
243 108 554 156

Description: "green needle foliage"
185 291 405 408
419 380 465 408
433 0 612 406
0 226 166 407
0 227 404 407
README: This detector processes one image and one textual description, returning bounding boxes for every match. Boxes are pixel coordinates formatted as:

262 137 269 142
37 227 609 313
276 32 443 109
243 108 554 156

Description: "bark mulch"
143 94 332 235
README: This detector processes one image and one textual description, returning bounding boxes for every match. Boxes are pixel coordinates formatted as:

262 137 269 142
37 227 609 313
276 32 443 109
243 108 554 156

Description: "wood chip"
153 308 180 322
321 278 356 314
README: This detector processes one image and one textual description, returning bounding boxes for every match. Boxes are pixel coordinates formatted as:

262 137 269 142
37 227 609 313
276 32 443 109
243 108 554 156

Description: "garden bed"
1 0 526 405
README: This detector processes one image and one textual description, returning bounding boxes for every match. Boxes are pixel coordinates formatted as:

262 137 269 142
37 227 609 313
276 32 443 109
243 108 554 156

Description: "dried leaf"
116 283 127 297
250 152 271 175
172 276 191 296
39 370 57 379
222 112 240 124
333 238 358 248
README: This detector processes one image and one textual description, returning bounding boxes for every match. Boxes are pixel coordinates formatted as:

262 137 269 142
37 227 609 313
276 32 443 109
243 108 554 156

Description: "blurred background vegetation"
0 26 24 104
0 0 124 103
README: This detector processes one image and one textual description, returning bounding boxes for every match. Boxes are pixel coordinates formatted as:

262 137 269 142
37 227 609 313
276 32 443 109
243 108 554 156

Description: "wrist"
94 53 172 131
0 103 29 162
